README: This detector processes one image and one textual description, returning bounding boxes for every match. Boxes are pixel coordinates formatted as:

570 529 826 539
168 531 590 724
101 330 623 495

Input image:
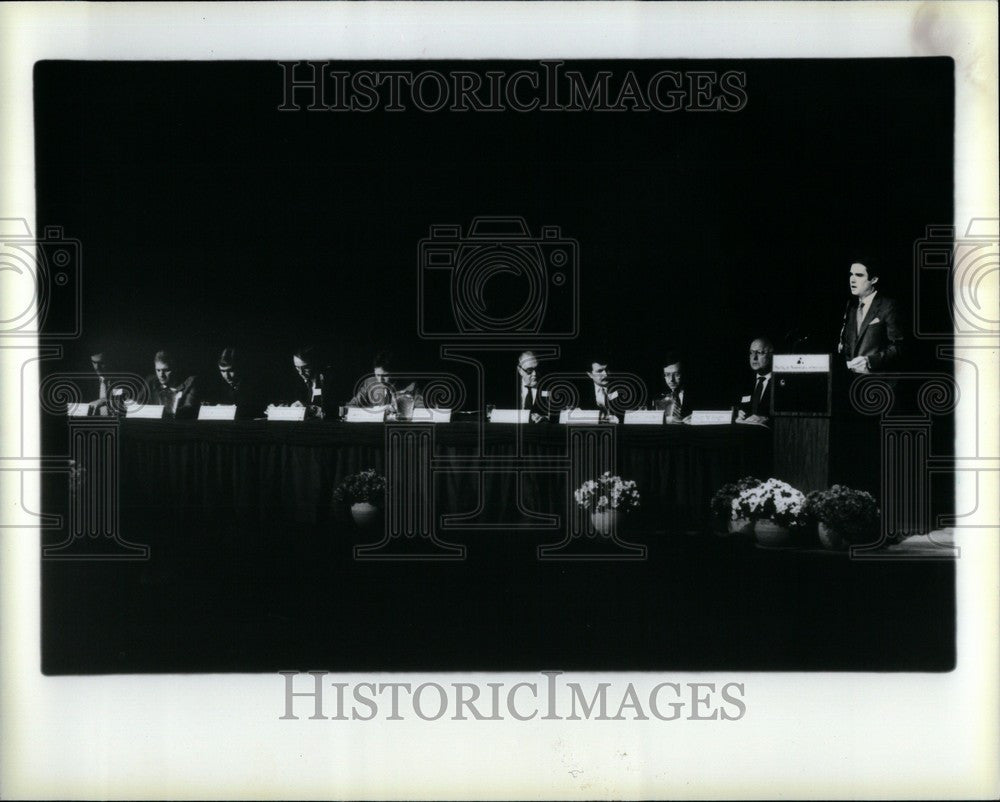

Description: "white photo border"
1 2 997 799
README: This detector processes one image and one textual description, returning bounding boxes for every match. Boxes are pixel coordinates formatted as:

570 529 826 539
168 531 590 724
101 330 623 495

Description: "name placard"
489 409 530 424
266 406 307 422
772 354 830 373
198 405 237 421
126 403 165 420
345 406 386 422
409 408 451 423
559 409 602 425
688 410 734 426
624 410 665 425
66 402 90 418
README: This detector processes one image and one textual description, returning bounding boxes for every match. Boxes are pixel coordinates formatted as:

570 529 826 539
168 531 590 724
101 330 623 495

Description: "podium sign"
772 353 832 416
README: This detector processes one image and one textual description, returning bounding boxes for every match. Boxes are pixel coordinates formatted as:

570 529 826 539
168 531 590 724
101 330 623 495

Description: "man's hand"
530 412 546 424
736 409 747 421
289 400 304 408
846 356 869 373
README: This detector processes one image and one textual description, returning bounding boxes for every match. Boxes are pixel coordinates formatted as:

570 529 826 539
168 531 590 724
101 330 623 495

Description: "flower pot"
590 509 619 536
728 517 754 537
754 518 791 547
817 521 847 550
350 502 381 529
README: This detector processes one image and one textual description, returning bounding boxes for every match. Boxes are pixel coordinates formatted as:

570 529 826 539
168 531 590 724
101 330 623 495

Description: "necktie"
751 375 765 414
98 377 107 401
523 388 533 410
856 301 866 333
670 392 682 421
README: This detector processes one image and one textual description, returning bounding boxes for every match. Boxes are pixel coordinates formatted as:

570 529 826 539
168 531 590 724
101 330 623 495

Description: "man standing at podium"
736 337 773 425
838 261 904 374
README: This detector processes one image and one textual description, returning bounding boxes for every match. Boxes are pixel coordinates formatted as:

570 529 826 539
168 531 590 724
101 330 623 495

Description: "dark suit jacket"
205 377 267 420
577 380 635 419
512 383 554 421
654 387 697 419
838 294 904 371
281 368 339 418
143 374 200 419
737 374 773 417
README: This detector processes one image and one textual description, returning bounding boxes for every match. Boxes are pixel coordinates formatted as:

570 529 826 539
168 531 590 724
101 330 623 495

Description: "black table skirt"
119 419 772 530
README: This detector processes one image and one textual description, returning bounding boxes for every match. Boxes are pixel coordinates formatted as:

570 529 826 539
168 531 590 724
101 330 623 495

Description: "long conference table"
116 417 773 539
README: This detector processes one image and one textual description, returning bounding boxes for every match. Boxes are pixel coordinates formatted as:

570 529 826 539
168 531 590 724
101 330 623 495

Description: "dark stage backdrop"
35 58 953 410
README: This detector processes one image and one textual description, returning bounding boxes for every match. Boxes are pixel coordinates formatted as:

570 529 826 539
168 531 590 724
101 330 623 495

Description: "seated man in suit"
581 355 623 423
653 354 692 423
345 351 425 414
838 261 904 374
346 351 398 408
736 337 773 425
86 349 115 416
515 350 552 423
143 350 199 419
204 347 266 419
282 344 334 419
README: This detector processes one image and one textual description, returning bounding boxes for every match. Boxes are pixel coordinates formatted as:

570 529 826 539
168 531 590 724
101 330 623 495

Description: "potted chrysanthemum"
732 477 807 547
574 472 641 535
710 476 762 536
805 485 879 549
333 469 386 529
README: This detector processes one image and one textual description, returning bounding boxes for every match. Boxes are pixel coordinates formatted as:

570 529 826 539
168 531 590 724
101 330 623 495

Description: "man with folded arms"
736 337 773 425
143 350 199 420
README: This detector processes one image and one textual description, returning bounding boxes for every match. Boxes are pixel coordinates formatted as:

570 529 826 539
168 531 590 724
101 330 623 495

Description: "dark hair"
851 259 881 281
217 347 238 369
589 353 612 370
748 336 773 352
662 352 683 370
373 350 392 371
154 350 173 366
293 344 317 363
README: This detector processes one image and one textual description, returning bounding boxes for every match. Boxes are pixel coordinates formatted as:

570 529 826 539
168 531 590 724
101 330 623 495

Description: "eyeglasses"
748 350 772 357
519 365 537 373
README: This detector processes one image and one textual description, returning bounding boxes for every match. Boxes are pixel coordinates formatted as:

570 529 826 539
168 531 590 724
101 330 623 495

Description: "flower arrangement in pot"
710 476 762 536
574 472 641 535
805 484 880 550
333 468 386 528
732 477 806 547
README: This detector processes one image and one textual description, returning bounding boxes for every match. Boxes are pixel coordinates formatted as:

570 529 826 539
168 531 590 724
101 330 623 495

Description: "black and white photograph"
1 2 997 799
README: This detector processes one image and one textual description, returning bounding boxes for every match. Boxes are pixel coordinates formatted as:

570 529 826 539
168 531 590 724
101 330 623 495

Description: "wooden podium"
770 353 832 493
